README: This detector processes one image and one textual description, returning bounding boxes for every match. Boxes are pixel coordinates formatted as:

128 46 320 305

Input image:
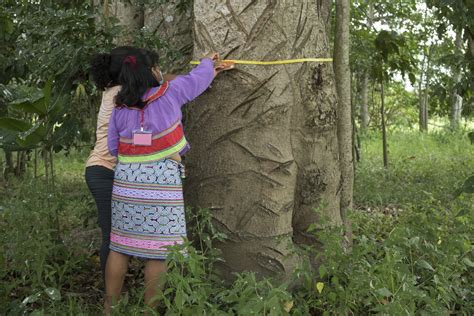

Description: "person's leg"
144 259 167 310
85 166 114 276
104 250 129 314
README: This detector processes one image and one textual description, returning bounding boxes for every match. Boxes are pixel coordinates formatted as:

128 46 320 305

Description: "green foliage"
2 1 116 83
458 175 474 194
1 131 473 314
426 0 474 39
351 0 419 83
0 12 15 85
0 0 192 160
295 202 473 315
293 130 474 315
0 118 31 132
0 156 101 314
367 81 419 129
371 29 417 84
352 0 473 130
0 0 119 158
356 129 474 205
0 80 79 155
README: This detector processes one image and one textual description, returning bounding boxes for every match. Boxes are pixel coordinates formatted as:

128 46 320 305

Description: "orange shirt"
85 86 120 170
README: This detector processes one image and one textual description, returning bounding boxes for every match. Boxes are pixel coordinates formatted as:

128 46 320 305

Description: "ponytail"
115 53 160 109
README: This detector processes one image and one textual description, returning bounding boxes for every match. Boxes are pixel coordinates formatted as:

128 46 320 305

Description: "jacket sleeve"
167 58 215 107
107 108 119 157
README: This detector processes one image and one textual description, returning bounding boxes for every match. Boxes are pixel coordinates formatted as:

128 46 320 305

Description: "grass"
355 129 474 207
0 129 473 315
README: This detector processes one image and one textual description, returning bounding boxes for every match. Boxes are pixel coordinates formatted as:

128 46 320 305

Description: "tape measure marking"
190 58 333 65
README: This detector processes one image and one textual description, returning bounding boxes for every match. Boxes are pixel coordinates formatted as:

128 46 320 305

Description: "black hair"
89 46 160 109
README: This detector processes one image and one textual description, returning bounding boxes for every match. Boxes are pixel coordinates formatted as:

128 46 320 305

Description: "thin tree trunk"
370 83 375 127
19 151 27 176
188 0 341 280
360 72 370 130
351 75 360 163
15 151 20 176
4 150 13 179
465 27 474 59
381 81 388 167
450 28 464 129
418 49 427 131
34 148 38 178
334 0 353 242
418 9 430 131
43 147 49 183
50 148 55 187
360 0 373 130
422 47 432 131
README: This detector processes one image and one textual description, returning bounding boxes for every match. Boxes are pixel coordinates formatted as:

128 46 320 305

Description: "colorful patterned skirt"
110 159 186 259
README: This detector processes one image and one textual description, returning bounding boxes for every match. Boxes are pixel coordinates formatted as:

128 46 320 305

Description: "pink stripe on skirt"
110 233 183 250
112 186 183 200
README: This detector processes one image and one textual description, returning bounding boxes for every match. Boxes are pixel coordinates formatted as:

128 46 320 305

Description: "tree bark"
418 46 431 131
334 0 353 241
3 150 13 179
34 148 38 178
450 28 464 129
144 0 193 72
94 0 144 45
43 147 49 183
352 74 361 163
465 27 474 59
187 1 342 280
359 1 373 131
422 48 431 131
96 1 193 70
360 72 369 130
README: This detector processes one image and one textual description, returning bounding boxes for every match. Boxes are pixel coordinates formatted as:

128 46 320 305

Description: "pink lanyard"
139 109 145 131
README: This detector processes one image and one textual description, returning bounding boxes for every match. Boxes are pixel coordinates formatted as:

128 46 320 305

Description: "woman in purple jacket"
87 46 175 284
105 50 233 313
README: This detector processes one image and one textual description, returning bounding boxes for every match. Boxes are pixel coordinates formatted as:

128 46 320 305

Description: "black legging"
85 165 114 276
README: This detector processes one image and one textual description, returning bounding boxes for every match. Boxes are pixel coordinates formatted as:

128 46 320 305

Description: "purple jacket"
108 58 215 157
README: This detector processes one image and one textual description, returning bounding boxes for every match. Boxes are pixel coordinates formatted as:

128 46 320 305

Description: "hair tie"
123 55 137 67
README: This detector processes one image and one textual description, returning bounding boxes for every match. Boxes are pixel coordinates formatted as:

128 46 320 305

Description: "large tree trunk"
94 0 144 45
186 0 342 280
334 0 353 241
144 1 193 72
450 29 464 129
95 1 192 69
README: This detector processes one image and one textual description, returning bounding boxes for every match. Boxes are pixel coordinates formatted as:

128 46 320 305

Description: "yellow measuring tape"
190 58 333 65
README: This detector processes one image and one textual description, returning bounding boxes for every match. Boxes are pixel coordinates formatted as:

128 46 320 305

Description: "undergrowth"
0 130 473 315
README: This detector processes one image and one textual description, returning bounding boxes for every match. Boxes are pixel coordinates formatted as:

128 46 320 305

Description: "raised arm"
168 58 215 106
107 108 119 157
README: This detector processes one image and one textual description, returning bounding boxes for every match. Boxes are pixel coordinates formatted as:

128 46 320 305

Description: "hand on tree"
203 52 235 76
214 61 235 76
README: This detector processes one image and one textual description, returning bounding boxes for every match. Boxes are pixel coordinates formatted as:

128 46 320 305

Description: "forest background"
0 0 473 315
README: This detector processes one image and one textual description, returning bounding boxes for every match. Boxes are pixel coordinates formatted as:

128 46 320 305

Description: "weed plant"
0 130 473 315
